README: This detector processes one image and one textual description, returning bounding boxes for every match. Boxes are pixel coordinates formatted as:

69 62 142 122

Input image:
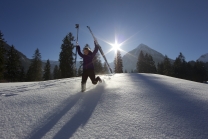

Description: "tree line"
136 51 208 83
0 31 109 82
113 49 208 83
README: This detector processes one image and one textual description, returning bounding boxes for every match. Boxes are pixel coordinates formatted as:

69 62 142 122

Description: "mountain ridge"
197 53 208 63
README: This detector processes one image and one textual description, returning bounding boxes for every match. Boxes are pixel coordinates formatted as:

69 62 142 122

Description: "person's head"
83 47 91 55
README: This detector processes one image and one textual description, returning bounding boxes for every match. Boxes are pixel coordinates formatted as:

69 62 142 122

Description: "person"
76 42 102 92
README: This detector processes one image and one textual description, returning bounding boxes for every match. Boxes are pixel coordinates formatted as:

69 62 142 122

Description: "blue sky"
1 0 208 62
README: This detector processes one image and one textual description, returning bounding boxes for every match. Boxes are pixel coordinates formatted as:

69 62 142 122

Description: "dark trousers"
82 69 99 85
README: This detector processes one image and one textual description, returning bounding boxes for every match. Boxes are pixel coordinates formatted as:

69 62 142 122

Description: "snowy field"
1 73 208 139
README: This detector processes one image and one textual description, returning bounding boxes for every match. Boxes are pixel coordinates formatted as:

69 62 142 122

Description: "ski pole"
75 24 79 73
87 26 113 73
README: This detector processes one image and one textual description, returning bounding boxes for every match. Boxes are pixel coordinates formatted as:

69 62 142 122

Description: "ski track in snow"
0 74 208 139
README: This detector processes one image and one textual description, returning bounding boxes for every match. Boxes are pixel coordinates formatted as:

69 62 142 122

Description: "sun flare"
112 40 121 52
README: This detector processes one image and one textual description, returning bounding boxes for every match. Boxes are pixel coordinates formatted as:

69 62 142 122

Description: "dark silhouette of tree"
5 45 21 82
163 55 173 76
53 65 61 79
193 61 207 82
137 51 156 73
137 51 145 73
173 52 187 79
114 50 123 73
59 33 75 78
43 59 51 80
0 31 6 80
27 48 42 81
157 63 164 75
19 67 26 82
102 62 108 74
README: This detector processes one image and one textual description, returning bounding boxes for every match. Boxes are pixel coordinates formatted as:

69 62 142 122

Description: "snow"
198 53 208 63
1 74 208 139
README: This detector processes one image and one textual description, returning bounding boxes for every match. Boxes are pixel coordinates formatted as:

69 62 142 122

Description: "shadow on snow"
28 85 104 139
133 74 208 137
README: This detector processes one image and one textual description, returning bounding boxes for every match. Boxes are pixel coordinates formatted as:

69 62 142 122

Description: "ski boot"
81 83 86 92
96 76 102 83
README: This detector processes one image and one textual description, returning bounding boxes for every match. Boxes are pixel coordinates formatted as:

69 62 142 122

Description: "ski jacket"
77 45 99 70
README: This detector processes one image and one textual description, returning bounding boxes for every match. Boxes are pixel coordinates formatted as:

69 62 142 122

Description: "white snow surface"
1 74 208 139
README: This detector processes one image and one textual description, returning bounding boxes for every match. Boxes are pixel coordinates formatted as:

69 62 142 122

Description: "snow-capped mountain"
197 53 208 63
122 44 166 72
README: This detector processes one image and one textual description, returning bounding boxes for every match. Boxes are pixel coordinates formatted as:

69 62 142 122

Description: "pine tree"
163 55 172 76
59 33 75 78
27 49 42 81
0 31 6 80
5 45 21 82
146 54 157 73
53 65 61 79
103 62 109 74
137 51 145 73
157 63 164 74
19 67 25 82
193 61 207 82
114 50 123 73
173 52 187 79
43 59 51 80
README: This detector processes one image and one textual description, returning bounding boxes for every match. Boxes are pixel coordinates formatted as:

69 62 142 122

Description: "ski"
87 26 113 73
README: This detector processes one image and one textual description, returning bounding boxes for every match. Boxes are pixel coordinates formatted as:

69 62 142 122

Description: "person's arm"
92 42 99 57
76 45 84 58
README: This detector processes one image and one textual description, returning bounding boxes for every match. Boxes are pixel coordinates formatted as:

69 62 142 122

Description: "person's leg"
81 70 88 91
88 70 102 85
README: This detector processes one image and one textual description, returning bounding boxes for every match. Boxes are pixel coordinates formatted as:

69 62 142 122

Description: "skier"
76 42 102 92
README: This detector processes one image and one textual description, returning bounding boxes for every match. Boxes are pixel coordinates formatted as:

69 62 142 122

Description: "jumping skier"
76 42 102 92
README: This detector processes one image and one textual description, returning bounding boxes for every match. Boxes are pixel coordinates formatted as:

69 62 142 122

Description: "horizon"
1 0 208 63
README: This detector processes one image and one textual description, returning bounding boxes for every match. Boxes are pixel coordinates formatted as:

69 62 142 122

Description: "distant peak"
137 44 151 50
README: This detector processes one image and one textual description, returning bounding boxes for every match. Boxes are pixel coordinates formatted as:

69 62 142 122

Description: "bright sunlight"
112 40 121 52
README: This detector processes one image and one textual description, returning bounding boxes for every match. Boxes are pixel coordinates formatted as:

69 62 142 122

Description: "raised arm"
76 45 84 58
92 42 99 57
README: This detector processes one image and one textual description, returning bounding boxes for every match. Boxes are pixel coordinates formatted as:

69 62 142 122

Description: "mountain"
197 53 208 63
122 44 166 72
3 43 32 70
3 43 59 72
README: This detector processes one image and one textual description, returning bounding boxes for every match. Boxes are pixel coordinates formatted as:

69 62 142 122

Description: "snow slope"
1 74 208 139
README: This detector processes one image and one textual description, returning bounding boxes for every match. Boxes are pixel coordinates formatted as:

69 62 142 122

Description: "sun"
112 40 120 51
